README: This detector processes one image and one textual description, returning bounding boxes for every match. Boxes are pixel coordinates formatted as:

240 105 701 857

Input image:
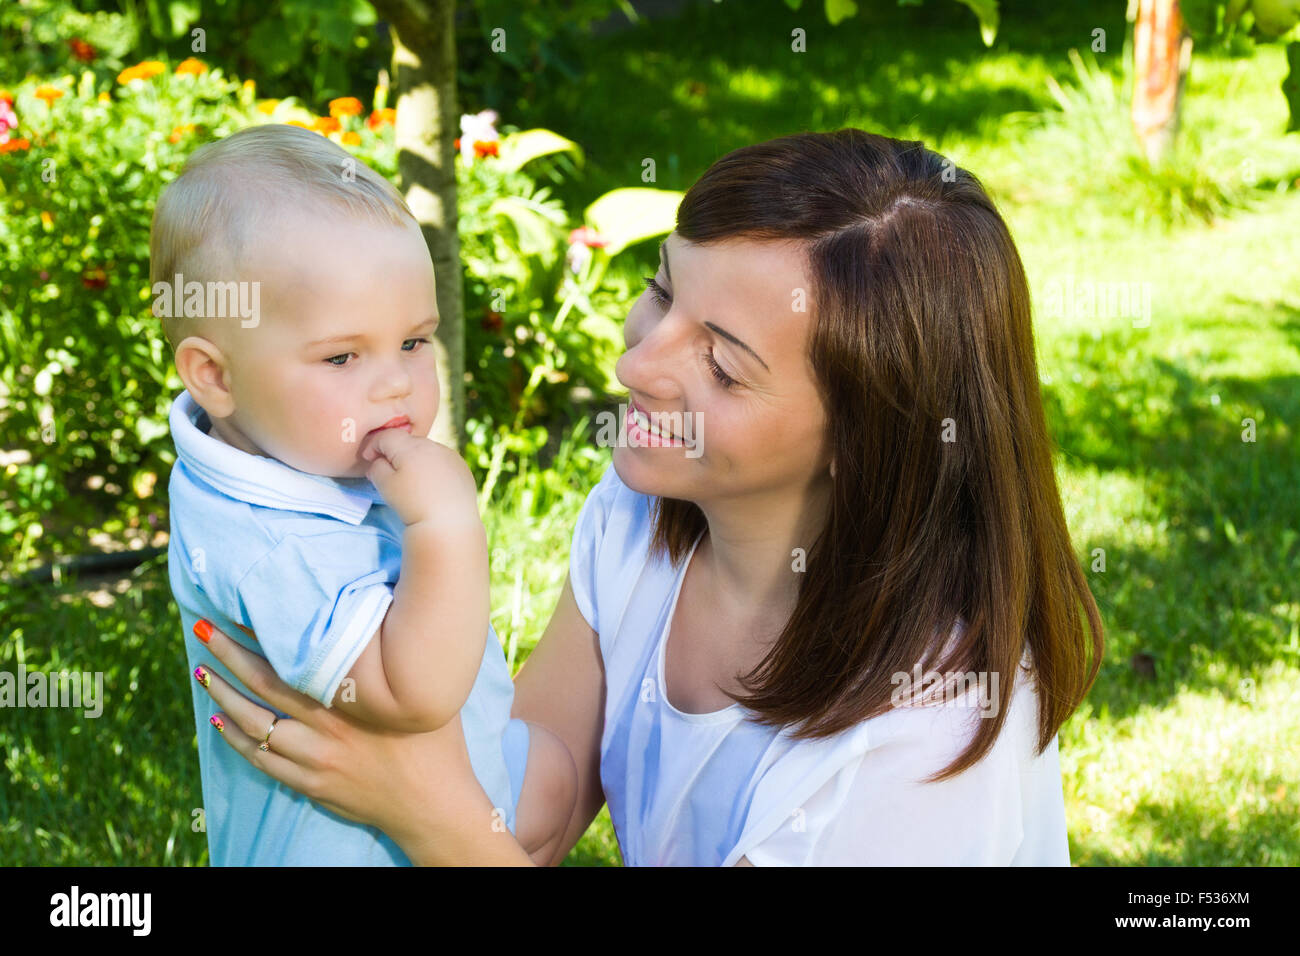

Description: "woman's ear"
175 336 236 419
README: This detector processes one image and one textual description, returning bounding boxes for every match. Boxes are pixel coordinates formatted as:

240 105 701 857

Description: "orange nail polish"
194 619 213 643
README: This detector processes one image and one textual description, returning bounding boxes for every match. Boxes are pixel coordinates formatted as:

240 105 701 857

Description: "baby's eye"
402 337 430 352
324 353 354 367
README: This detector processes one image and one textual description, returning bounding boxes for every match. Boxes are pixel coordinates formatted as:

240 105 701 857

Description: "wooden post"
1132 0 1195 165
371 0 464 448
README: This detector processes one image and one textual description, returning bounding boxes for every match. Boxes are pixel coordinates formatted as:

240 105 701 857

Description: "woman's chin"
612 445 690 499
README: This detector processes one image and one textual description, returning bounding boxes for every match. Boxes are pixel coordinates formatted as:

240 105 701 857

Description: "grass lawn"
3 0 1298 865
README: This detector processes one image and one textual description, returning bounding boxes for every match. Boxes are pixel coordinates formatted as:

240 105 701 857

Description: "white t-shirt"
569 462 1071 866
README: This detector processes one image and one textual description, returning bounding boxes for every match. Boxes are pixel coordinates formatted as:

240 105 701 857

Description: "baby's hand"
359 428 479 529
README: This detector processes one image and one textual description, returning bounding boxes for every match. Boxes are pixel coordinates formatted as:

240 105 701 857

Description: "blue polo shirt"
166 389 527 865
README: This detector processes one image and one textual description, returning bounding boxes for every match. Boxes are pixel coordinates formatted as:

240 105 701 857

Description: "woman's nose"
615 309 684 399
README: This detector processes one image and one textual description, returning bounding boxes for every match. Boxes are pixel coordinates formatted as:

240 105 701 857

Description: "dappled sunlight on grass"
1063 662 1300 865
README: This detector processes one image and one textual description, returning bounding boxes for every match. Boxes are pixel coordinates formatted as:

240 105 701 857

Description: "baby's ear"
175 335 236 418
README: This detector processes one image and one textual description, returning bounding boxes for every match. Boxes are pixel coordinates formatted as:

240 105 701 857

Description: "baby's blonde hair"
150 123 415 347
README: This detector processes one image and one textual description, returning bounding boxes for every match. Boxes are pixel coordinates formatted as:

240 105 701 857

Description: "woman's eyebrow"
663 240 771 373
705 321 770 372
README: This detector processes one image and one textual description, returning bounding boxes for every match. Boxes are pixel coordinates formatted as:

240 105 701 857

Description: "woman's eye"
705 349 739 389
642 275 671 308
402 337 430 352
324 353 353 367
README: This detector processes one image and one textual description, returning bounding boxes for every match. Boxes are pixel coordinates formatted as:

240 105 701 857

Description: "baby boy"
154 123 574 865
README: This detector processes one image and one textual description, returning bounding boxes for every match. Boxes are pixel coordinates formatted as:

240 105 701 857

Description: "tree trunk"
1131 0 1194 165
371 0 464 448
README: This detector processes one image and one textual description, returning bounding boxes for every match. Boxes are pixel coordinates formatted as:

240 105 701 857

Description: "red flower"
568 226 608 249
67 38 98 63
81 266 108 290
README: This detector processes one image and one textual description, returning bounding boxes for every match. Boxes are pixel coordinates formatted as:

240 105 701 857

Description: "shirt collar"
169 389 382 525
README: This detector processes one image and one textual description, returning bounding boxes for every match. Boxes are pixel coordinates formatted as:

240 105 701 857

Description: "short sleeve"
744 702 1027 866
233 532 395 706
567 464 624 634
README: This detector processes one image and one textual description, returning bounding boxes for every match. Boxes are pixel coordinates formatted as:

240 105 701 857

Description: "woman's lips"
625 401 684 446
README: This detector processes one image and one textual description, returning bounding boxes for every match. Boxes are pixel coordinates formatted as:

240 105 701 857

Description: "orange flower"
311 115 340 135
340 130 361 146
0 90 12 105
367 107 396 130
473 140 499 159
117 61 166 85
35 86 64 107
329 97 363 118
285 120 312 129
175 58 208 77
256 99 280 115
98 91 111 104
0 138 30 154
41 211 54 228
168 123 197 143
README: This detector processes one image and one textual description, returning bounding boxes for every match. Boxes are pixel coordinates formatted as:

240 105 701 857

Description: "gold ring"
258 716 280 753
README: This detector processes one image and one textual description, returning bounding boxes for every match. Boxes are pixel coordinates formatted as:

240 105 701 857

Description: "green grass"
4 0 1300 865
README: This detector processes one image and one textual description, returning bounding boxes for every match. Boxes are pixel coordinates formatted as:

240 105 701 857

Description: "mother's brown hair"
652 129 1104 781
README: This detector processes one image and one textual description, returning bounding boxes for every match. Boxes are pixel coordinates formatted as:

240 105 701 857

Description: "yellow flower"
41 211 54 228
35 86 64 106
175 57 208 76
285 120 312 129
340 130 361 146
256 99 280 115
98 91 111 104
329 96 363 118
117 61 166 85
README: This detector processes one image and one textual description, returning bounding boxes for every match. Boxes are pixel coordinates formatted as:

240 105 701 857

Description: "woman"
191 129 1104 866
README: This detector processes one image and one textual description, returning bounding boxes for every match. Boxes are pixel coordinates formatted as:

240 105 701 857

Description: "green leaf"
825 0 859 26
135 416 170 445
1285 42 1300 133
954 0 999 46
584 188 685 257
496 129 582 174
167 0 200 37
1253 0 1300 39
488 195 563 258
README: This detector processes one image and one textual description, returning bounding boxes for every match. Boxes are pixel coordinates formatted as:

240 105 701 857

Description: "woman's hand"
192 619 533 865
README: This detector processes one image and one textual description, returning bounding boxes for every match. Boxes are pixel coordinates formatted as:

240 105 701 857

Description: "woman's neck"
693 472 833 629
